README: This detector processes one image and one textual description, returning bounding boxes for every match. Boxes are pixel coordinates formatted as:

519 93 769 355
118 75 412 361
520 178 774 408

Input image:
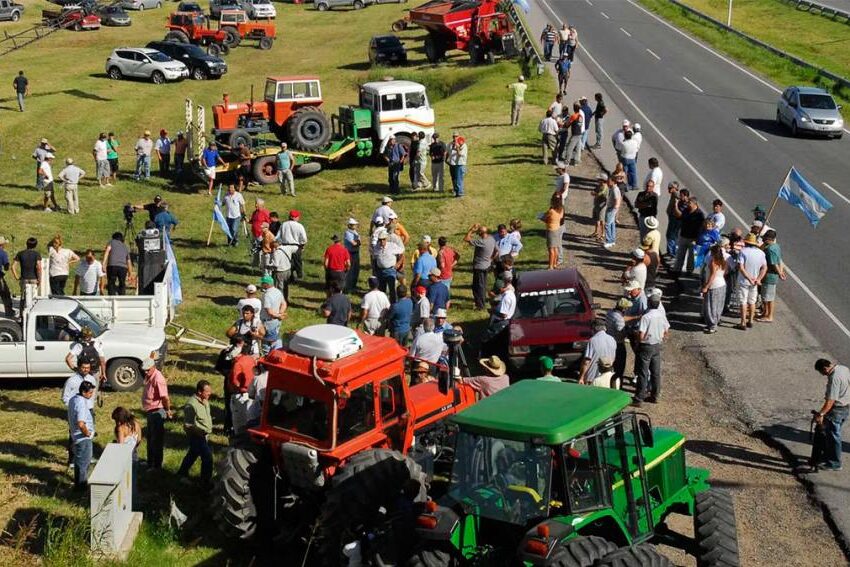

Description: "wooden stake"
206 219 215 247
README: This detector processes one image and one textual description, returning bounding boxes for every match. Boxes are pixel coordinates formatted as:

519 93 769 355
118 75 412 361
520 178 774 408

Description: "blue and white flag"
513 0 530 14
777 167 833 227
213 185 233 240
163 231 183 306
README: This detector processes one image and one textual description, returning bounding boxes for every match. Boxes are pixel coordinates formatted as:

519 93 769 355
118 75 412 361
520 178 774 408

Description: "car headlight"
837 118 844 127
206 60 216 66
800 113 810 123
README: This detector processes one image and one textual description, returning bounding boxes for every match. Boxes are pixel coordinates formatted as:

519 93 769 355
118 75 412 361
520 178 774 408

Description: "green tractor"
408 381 739 566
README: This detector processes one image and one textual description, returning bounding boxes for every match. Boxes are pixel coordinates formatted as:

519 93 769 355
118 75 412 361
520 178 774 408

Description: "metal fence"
779 0 850 23
669 0 850 90
505 2 546 76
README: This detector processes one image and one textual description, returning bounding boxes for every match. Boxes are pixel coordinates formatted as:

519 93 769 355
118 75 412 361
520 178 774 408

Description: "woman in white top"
700 244 727 334
48 234 79 296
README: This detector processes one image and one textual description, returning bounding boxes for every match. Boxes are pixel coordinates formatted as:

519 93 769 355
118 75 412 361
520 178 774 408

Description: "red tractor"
211 75 332 150
218 9 275 50
165 12 230 56
212 325 477 563
409 0 517 64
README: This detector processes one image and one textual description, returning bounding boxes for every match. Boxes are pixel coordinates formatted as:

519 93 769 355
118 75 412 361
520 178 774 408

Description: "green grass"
639 0 850 116
0 2 558 565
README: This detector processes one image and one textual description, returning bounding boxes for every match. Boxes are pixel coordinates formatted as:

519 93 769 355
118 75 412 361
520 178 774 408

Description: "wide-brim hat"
644 216 659 230
744 233 759 245
479 355 507 375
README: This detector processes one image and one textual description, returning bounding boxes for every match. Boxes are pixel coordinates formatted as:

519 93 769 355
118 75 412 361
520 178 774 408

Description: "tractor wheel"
165 30 190 43
548 535 617 566
312 449 428 564
220 43 230 56
252 155 278 185
211 437 264 540
424 34 444 63
694 489 740 567
74 22 82 32
391 19 407 32
596 544 673 567
227 128 252 150
208 43 224 57
295 161 322 177
286 107 332 151
222 26 240 47
468 40 484 65
408 543 458 566
258 36 273 50
0 320 23 342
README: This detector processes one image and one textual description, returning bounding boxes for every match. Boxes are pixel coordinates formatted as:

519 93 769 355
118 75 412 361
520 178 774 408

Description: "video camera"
123 203 135 223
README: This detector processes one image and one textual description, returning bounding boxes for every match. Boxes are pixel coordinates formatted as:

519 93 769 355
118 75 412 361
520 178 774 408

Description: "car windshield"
149 52 172 62
799 94 837 110
375 36 401 48
447 431 553 525
181 44 208 57
266 389 330 443
68 306 106 337
516 288 585 319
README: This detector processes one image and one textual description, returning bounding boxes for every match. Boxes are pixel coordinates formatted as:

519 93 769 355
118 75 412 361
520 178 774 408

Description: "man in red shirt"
250 198 271 241
226 340 256 434
323 234 351 293
437 236 460 289
141 358 171 470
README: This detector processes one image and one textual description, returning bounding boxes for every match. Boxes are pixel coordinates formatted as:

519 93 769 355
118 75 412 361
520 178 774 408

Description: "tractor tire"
165 30 190 43
220 43 231 56
468 40 484 65
258 36 273 50
211 437 263 540
74 22 82 32
0 320 23 342
424 34 444 63
252 155 278 185
548 535 617 566
208 43 224 57
391 19 407 32
286 107 332 151
295 161 322 177
694 489 740 567
408 543 458 566
596 544 673 567
222 26 240 47
393 132 412 155
312 449 428 564
227 128 252 150
106 358 143 391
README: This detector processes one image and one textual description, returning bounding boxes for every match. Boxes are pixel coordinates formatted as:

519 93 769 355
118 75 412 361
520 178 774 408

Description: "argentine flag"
513 0 530 14
777 167 832 227
163 231 183 306
213 184 233 240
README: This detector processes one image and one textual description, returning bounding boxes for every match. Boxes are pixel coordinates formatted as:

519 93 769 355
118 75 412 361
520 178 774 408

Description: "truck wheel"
252 155 278 185
313 449 428 564
549 536 617 566
596 544 673 567
212 436 264 540
295 161 321 177
11 10 20 22
106 358 143 391
165 30 190 43
286 107 331 151
391 19 407 32
317 2 329 10
228 128 252 150
0 320 22 342
408 544 458 566
353 0 364 8
694 489 740 567
424 34 444 63
222 26 240 47
258 36 273 50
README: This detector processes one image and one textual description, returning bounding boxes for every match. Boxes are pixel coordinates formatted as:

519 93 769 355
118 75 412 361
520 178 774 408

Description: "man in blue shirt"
388 284 413 346
0 236 12 316
426 269 450 314
277 142 295 196
412 245 437 288
68 380 96 489
154 203 178 236
154 129 172 177
343 218 361 293
383 136 407 195
579 96 593 150
202 142 225 196
557 56 572 94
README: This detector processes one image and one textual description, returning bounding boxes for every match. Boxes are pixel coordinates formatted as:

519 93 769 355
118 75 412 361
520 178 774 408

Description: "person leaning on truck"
73 249 105 296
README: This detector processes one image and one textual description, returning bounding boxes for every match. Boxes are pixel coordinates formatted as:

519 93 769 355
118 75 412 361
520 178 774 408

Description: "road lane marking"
600 11 610 19
823 182 850 206
586 0 593 5
536 0 850 342
682 76 704 93
740 121 767 141
620 27 632 37
646 48 661 60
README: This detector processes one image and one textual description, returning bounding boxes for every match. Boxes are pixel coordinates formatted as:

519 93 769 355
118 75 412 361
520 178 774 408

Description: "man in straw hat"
58 157 85 215
735 233 767 330
462 355 510 398
134 130 153 182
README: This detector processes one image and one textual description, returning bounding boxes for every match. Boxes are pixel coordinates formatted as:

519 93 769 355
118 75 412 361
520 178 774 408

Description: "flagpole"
764 166 793 227
206 219 215 246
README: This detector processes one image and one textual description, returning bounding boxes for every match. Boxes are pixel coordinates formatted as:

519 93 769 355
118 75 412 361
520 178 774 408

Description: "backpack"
214 347 233 378
77 342 101 368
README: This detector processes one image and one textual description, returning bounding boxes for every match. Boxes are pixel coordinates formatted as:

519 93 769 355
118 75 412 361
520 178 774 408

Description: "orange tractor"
211 75 332 150
211 325 478 563
164 12 231 56
218 9 275 50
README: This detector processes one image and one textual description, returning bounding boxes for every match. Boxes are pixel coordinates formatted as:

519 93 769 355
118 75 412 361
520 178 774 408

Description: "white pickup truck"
0 283 171 391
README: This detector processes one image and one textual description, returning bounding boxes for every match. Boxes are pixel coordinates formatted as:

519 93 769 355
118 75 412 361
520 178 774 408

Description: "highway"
536 0 850 361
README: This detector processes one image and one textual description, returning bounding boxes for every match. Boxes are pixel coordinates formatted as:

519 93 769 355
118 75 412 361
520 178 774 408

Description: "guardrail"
779 0 850 23
505 1 546 76
669 0 850 91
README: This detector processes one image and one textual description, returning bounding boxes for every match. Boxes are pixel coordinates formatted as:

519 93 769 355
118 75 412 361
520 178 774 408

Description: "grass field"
639 0 850 115
0 2 560 565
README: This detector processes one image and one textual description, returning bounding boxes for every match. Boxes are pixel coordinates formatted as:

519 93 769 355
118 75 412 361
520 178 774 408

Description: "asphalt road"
817 0 850 12
536 0 850 361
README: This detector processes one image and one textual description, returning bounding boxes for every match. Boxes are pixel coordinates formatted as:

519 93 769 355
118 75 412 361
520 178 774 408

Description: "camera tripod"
444 329 471 378
123 218 137 241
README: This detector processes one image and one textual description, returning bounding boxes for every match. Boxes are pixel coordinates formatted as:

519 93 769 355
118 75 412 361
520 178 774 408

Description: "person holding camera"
103 232 134 296
226 304 265 357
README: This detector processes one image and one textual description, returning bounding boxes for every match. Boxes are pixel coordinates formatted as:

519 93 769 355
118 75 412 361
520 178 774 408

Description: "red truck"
408 0 517 64
42 6 101 31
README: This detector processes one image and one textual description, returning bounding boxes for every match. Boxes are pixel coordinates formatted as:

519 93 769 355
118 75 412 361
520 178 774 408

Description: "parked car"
777 86 844 139
42 6 100 30
210 0 243 19
177 1 203 13
0 0 24 22
368 34 407 66
247 0 276 18
315 0 372 10
95 5 131 26
120 0 162 10
147 40 227 80
105 47 189 84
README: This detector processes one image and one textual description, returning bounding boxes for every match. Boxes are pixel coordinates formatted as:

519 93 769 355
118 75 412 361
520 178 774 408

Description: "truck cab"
359 80 435 151
0 0 24 22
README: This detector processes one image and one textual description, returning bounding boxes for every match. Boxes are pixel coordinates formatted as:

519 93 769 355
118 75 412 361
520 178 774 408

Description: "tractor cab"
359 79 435 151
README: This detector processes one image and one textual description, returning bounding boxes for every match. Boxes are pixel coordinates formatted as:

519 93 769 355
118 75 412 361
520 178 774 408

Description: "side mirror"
638 419 654 448
837 104 843 110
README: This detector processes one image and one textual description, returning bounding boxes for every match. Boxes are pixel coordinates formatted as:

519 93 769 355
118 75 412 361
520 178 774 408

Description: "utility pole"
727 0 733 26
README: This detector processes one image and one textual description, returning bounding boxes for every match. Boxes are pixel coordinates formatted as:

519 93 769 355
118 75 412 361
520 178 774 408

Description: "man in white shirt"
372 196 395 230
709 199 726 231
616 130 640 191
482 273 516 346
92 132 111 187
236 284 263 316
361 276 391 335
548 94 564 120
539 110 560 165
408 318 443 363
58 158 86 215
73 250 105 296
644 157 663 197
635 297 670 404
278 210 308 282
736 233 767 329
222 184 246 247
611 119 630 162
39 154 58 212
554 162 570 203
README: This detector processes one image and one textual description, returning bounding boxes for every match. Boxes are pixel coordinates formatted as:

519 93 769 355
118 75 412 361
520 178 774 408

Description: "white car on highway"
777 86 844 139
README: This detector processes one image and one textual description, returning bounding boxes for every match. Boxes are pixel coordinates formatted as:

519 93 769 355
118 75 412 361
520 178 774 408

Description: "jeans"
377 268 398 303
665 216 681 256
580 128 590 150
226 217 241 246
135 154 150 180
673 237 696 273
510 100 523 126
636 343 662 400
50 275 68 296
106 265 128 296
543 40 554 60
825 405 849 467
388 162 402 194
623 158 637 190
17 91 24 111
178 435 213 483
604 208 618 244
158 154 170 176
174 153 185 175
431 162 445 192
594 118 604 147
263 319 281 354
472 268 488 309
345 252 360 292
279 169 295 195
73 438 93 488
146 409 166 469
450 165 466 196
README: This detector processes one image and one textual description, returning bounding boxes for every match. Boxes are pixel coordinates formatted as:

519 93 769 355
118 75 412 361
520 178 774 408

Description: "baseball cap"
259 275 274 285
434 308 447 318
579 95 587 101
632 248 645 259
382 196 394 204
518 75 524 81
422 235 432 243
386 210 398 220
245 284 257 293
154 195 162 202
143 130 151 136
347 217 359 225
374 216 385 226
539 356 554 371
66 157 73 165
40 137 48 144
623 280 641 291
331 234 340 242
648 287 663 298
429 267 442 277
0 236 8 245
141 358 156 371
289 210 301 219
414 285 427 295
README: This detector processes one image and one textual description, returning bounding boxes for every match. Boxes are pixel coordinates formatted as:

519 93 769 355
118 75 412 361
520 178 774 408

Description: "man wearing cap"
409 318 443 364
433 308 451 337
68 380 96 489
447 133 468 198
736 233 767 330
324 234 351 293
506 75 527 126
537 357 561 382
758 230 785 323
634 180 658 240
278 210 308 282
154 129 172 177
361 276 390 335
134 130 153 182
616 130 640 191
343 218 361 293
463 356 510 398
579 320 617 386
372 196 395 230
622 249 647 290
372 229 404 303
277 143 295 196
412 242 437 288
259 274 285 353
38 154 58 212
633 296 669 405
383 136 407 195
623 280 647 379
539 110 560 166
202 142 225 195
0 236 12 316
222 184 246 247
58 158 85 215
642 217 661 255
410 284 431 338
141 356 171 470
322 282 351 327
172 131 187 178
93 132 111 188
606 298 631 384
611 120 630 163
135 195 163 223
427 268 450 314
237 284 262 316
812 359 850 471
429 133 446 193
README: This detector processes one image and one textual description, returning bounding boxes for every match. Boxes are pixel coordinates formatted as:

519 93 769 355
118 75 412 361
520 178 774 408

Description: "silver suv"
105 47 189 84
777 86 844 139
